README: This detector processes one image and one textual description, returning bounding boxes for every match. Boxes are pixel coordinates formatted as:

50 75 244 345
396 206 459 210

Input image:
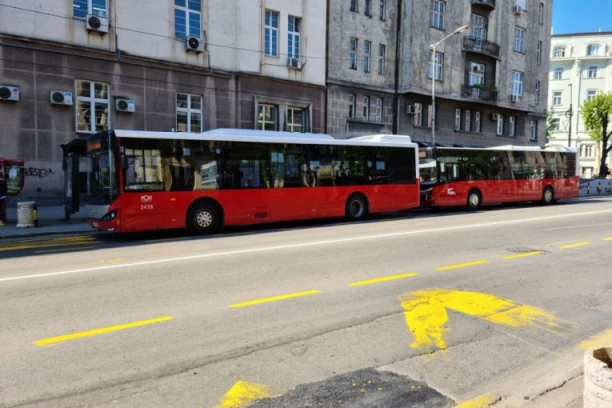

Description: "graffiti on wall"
25 167 56 179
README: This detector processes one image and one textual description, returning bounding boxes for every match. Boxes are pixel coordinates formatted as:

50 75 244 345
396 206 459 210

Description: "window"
474 112 481 132
350 0 358 12
469 63 485 86
414 103 423 126
430 0 445 30
428 51 443 81
175 0 201 39
465 110 471 132
512 71 524 96
553 67 563 80
455 109 461 131
287 108 303 132
75 80 110 133
581 144 594 157
73 0 107 19
587 44 601 56
537 41 542 65
539 3 544 25
508 116 516 137
176 93 203 133
264 10 279 57
471 14 488 40
553 91 562 106
349 38 358 70
349 94 356 119
375 98 383 121
553 46 566 58
427 104 433 128
588 65 598 78
363 96 370 120
378 44 386 75
530 121 538 141
365 0 372 16
587 89 597 102
257 104 277 130
535 81 540 104
551 118 560 130
364 41 372 73
514 27 526 53
288 16 301 59
496 115 504 136
380 0 386 20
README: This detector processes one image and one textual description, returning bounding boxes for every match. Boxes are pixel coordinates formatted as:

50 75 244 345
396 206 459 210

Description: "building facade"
548 31 612 179
0 0 326 203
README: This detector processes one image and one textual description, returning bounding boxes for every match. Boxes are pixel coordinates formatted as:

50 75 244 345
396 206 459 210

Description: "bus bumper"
88 209 121 232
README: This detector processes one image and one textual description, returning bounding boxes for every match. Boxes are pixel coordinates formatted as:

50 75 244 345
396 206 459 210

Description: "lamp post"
430 25 470 146
565 83 573 148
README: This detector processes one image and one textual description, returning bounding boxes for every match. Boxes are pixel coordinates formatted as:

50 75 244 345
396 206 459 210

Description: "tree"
545 110 557 144
582 93 612 178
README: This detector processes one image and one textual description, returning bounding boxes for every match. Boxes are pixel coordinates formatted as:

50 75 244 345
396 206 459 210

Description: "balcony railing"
461 85 498 102
471 0 496 9
463 36 500 58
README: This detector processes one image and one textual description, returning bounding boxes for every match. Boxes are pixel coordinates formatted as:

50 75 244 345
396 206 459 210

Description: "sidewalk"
0 206 93 240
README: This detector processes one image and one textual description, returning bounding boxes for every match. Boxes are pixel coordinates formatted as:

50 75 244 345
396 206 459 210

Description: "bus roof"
430 145 578 154
111 129 417 148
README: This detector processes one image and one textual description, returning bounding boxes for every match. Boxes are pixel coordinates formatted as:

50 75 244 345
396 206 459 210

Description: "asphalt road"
1 197 612 407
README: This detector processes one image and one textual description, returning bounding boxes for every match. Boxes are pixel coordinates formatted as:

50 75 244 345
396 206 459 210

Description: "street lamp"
565 83 573 147
430 25 470 146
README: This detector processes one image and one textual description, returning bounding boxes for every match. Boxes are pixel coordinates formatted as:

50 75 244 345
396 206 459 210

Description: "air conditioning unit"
86 14 109 34
491 113 500 121
406 105 416 115
472 65 485 74
0 85 19 101
513 5 523 15
510 94 519 102
185 36 205 53
116 98 135 112
50 91 73 105
287 57 303 70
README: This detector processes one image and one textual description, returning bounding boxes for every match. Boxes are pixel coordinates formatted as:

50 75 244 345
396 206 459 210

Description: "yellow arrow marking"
214 381 272 408
399 289 572 352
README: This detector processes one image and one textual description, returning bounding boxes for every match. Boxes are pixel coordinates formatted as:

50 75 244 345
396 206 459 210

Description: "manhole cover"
507 247 548 254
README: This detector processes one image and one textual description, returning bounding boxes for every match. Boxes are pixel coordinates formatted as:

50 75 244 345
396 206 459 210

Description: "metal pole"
431 45 436 146
568 84 573 148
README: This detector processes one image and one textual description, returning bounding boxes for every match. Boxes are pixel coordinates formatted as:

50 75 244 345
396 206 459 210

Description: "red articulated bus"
418 145 580 210
85 129 420 234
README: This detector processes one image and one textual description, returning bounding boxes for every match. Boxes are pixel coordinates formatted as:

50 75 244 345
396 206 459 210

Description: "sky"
552 0 612 34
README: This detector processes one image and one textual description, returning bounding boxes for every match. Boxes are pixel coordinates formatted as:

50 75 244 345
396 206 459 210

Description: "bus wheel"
542 186 555 205
467 189 482 211
187 202 220 234
346 194 369 221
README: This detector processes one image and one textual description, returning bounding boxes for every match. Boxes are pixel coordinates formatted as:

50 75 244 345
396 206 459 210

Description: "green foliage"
582 93 612 177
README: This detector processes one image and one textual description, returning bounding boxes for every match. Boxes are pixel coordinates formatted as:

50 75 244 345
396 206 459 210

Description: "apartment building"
0 0 326 202
548 31 612 178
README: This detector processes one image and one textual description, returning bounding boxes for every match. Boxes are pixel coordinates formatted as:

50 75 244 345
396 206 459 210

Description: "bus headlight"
101 210 117 221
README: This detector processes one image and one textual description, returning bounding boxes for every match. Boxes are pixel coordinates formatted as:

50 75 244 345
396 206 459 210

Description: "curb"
0 227 96 241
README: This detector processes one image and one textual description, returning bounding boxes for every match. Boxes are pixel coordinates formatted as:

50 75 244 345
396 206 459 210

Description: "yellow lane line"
34 316 173 346
0 240 97 252
35 246 99 254
437 260 488 271
456 393 498 408
560 241 591 250
229 290 320 309
349 272 419 287
603 237 612 241
503 251 542 260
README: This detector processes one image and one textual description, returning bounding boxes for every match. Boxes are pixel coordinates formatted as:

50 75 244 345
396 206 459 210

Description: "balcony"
471 0 496 10
461 85 498 102
463 36 500 59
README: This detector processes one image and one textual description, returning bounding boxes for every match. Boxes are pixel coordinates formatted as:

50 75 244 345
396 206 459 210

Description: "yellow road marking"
214 380 273 408
579 329 612 350
34 316 172 346
560 241 590 250
98 258 124 264
399 288 573 352
437 260 488 271
229 290 320 309
35 246 98 254
603 238 612 241
0 238 97 252
349 272 419 287
503 251 542 260
457 393 498 408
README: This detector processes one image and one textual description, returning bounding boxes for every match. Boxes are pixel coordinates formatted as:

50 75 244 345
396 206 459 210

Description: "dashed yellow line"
437 260 488 271
560 241 590 250
603 237 612 241
456 393 498 408
34 316 173 346
349 272 418 287
229 290 320 309
503 251 542 260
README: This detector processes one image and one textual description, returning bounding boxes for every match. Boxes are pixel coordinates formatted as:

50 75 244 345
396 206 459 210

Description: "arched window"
552 46 566 58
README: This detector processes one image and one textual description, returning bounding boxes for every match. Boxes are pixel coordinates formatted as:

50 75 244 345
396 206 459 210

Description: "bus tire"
187 201 222 234
542 186 555 205
346 194 369 221
467 189 482 211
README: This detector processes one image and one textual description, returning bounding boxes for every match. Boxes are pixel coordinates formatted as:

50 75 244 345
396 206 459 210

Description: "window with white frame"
474 111 481 132
349 38 358 70
539 3 544 25
512 71 524 96
552 46 566 58
257 104 277 130
530 121 538 141
287 108 303 132
349 94 356 119
587 44 601 56
75 80 110 133
465 110 471 132
471 14 488 40
535 81 541 104
378 44 386 75
375 98 383 121
455 109 461 131
414 103 423 126
350 0 358 12
288 16 301 59
73 0 107 19
508 116 516 137
364 41 372 73
537 41 542 64
553 91 562 106
264 10 279 57
363 96 370 120
581 144 594 157
428 51 443 81
175 0 201 40
588 65 598 78
496 115 504 136
514 27 526 53
553 67 563 80
430 0 445 30
587 89 598 102
176 93 203 133
469 63 485 86
427 104 433 128
365 0 372 16
380 0 386 20
551 118 560 131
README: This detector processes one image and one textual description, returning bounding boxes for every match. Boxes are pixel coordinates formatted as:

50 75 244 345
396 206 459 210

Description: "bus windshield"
86 133 119 203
